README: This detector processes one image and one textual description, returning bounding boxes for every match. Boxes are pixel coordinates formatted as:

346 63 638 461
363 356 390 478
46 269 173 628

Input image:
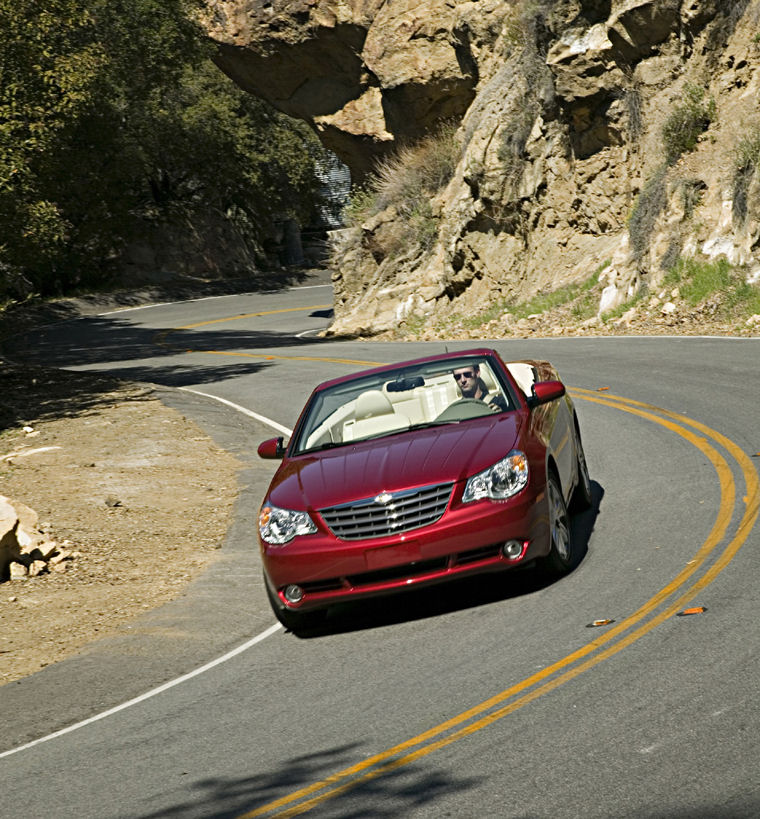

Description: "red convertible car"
257 348 591 631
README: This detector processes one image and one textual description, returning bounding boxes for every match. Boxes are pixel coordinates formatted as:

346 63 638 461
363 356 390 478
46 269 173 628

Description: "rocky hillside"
205 0 760 336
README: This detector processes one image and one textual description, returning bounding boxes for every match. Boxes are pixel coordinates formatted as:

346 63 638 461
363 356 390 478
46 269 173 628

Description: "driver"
452 364 508 411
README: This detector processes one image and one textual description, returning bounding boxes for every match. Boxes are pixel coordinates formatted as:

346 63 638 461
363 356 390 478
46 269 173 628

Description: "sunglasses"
454 371 475 380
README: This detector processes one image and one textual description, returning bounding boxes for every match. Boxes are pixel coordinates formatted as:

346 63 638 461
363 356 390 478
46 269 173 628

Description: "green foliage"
726 279 760 314
665 257 732 305
342 123 460 261
628 165 668 260
570 261 609 319
399 313 430 336
342 186 376 225
662 83 716 165
663 256 760 323
0 0 326 298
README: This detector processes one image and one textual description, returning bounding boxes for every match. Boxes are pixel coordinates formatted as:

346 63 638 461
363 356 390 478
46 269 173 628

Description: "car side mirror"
257 437 286 459
527 380 566 408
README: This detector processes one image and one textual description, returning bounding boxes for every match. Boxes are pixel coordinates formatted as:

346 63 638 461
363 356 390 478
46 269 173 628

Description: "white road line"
179 387 293 436
0 624 282 760
1 389 293 760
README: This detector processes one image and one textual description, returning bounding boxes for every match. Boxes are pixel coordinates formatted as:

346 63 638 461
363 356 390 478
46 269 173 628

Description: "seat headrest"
355 390 394 419
479 367 498 392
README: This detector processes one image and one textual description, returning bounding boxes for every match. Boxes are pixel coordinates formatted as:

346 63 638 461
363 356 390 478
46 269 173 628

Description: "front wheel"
541 472 577 575
264 575 326 634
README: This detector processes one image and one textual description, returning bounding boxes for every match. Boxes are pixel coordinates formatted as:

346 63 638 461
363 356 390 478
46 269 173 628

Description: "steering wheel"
434 398 493 423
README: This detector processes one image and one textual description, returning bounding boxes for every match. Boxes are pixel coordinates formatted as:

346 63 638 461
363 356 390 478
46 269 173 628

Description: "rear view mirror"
386 375 425 392
528 380 566 407
257 437 285 459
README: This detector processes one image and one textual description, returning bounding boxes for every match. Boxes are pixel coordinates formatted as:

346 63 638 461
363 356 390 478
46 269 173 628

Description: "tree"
0 0 327 298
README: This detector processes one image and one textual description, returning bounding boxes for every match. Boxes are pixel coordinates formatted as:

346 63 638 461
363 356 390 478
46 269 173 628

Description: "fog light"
502 540 524 560
283 584 304 604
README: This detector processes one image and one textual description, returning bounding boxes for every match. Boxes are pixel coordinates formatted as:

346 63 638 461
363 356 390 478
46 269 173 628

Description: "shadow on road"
135 740 482 819
0 281 335 428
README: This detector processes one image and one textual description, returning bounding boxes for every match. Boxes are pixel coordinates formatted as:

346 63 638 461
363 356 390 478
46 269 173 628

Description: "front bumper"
261 485 550 611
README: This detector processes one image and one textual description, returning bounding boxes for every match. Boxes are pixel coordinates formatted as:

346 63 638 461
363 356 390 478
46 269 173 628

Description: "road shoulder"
0 383 279 753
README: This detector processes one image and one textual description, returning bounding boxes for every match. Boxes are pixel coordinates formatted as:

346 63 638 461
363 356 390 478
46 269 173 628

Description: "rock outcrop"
206 0 505 179
0 495 77 581
206 0 760 335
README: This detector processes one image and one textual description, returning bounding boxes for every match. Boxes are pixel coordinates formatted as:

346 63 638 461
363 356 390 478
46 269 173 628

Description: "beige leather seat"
343 390 410 441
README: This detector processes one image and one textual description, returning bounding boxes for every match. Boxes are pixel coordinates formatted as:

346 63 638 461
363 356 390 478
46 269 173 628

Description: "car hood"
268 413 522 510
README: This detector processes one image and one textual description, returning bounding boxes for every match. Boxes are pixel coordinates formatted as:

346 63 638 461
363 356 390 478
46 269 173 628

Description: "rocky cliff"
206 0 760 336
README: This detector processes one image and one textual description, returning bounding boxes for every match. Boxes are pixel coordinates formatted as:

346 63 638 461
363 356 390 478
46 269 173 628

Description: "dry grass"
341 124 461 261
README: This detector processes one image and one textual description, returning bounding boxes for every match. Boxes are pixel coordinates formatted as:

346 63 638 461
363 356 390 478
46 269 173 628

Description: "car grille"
319 482 454 541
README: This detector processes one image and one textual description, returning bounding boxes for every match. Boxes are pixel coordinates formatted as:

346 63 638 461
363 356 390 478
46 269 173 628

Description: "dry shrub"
628 165 668 260
342 123 461 262
662 83 716 165
732 128 760 225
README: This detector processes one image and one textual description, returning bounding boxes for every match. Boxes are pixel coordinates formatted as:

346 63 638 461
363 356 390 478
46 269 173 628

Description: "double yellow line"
238 389 759 818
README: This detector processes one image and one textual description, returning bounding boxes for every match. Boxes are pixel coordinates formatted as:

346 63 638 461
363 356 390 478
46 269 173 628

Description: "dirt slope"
0 365 241 685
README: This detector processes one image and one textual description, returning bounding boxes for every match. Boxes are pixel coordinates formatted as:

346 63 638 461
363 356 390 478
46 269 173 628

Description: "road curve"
1 282 759 819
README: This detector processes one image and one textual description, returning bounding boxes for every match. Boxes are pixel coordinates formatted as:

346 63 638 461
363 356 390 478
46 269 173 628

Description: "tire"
570 428 592 512
541 472 576 575
264 574 326 634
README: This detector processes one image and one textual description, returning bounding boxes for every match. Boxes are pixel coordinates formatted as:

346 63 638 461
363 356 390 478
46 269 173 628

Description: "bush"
341 123 461 261
678 177 706 219
662 83 716 165
496 108 537 198
0 0 328 298
371 122 460 216
732 130 760 225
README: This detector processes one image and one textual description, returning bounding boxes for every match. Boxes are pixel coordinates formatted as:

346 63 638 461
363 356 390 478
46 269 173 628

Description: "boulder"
0 495 73 582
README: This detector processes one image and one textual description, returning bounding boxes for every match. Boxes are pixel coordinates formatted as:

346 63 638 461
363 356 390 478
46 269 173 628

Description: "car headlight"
462 450 529 502
259 503 317 545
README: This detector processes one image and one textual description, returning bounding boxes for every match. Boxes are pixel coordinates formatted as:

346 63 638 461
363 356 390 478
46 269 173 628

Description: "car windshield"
292 357 515 455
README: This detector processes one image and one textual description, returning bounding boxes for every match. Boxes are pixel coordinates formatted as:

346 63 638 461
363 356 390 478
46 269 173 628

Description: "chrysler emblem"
375 491 393 505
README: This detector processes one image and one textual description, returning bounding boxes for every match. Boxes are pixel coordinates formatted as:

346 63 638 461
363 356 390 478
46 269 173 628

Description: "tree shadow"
0 292 334 429
0 359 274 431
289 481 604 639
5 314 333 367
135 741 483 819
80 360 274 389
0 270 320 336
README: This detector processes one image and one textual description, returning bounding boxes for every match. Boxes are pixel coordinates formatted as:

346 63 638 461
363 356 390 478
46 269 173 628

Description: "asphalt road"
2 279 759 819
